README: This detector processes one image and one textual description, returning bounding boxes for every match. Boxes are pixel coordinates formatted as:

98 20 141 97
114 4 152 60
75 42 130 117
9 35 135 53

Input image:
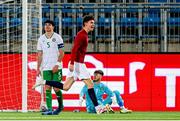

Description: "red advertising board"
0 54 180 111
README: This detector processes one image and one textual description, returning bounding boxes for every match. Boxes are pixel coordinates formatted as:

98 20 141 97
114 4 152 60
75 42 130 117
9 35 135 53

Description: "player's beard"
93 79 99 82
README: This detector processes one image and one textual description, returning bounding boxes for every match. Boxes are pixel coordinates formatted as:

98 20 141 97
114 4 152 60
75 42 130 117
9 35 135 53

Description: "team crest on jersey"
52 38 56 42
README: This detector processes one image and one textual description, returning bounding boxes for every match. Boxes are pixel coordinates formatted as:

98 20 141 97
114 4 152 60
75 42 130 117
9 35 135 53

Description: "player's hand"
69 64 74 72
79 97 84 106
36 75 43 82
52 65 59 73
36 69 41 76
111 95 117 105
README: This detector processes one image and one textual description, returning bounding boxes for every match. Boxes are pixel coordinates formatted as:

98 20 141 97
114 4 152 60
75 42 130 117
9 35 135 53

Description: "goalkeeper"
79 70 132 114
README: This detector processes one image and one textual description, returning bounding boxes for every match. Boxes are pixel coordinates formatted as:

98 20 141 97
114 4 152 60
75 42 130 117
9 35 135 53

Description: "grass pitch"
0 111 180 120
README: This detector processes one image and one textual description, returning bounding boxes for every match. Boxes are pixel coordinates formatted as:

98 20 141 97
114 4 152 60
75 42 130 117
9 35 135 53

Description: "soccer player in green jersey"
36 20 64 115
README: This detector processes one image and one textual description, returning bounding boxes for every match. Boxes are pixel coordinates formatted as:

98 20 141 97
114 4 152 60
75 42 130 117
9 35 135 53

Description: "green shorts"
43 69 62 82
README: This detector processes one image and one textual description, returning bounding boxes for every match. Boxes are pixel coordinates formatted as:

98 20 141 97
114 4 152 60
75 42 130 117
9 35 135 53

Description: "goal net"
0 2 42 112
0 2 86 112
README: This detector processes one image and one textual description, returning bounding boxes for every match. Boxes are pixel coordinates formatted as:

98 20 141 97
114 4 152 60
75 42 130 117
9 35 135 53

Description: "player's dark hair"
83 15 94 26
94 70 104 76
44 20 55 27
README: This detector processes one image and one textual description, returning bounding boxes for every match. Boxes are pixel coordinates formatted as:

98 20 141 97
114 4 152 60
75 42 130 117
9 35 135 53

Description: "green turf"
0 111 180 120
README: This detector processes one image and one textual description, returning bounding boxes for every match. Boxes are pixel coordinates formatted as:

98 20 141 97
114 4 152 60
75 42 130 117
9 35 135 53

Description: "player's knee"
63 88 69 91
63 85 70 91
86 82 94 89
45 85 52 90
63 77 74 91
105 100 112 105
87 84 94 89
83 79 94 88
53 87 60 92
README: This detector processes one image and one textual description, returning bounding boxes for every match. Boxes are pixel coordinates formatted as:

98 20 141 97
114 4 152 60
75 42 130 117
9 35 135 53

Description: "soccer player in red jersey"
33 15 107 114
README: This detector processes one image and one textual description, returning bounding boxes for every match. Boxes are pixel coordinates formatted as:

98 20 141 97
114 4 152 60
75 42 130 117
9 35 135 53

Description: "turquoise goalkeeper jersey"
80 81 114 112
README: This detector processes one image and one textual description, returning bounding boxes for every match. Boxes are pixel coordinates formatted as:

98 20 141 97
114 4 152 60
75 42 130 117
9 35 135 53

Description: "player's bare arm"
52 49 64 73
37 51 43 76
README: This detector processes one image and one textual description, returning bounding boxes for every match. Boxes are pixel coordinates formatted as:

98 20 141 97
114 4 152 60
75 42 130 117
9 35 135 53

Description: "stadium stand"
0 0 180 52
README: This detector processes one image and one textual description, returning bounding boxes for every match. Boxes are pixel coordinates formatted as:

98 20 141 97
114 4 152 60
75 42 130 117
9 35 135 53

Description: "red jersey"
70 29 88 64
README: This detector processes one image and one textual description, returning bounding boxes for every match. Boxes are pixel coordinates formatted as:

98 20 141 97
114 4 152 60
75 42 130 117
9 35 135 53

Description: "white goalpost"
22 0 28 113
22 0 45 113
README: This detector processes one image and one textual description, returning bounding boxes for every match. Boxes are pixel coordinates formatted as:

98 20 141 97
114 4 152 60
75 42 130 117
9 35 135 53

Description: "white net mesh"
0 3 23 111
0 3 42 111
27 3 43 111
